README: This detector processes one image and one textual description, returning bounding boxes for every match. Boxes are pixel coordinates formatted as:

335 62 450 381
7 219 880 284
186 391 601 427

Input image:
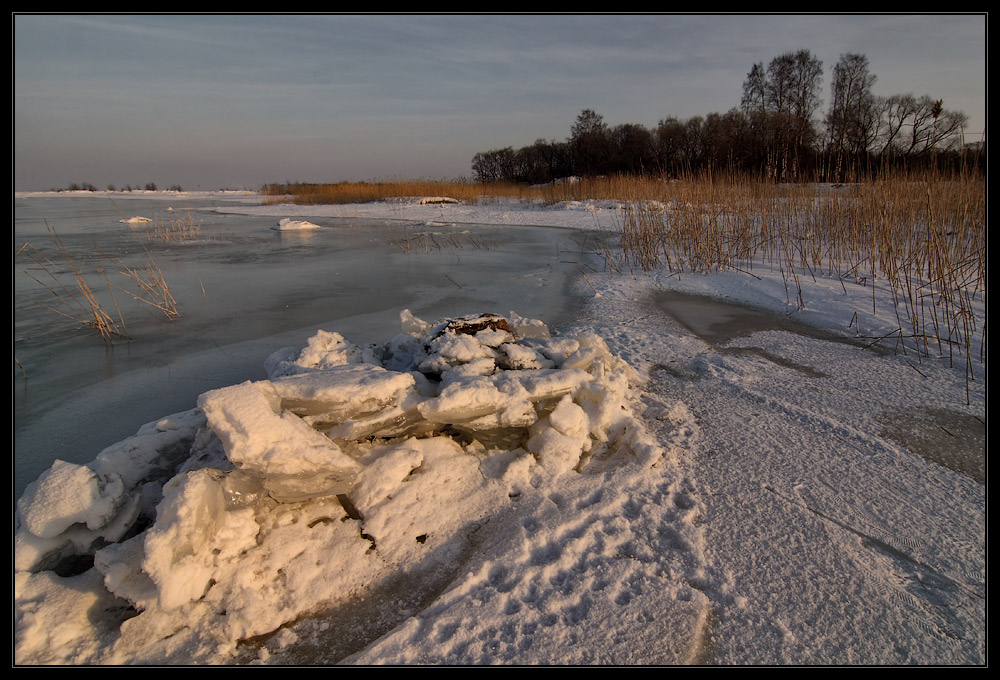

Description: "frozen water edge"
14 308 712 664
15 200 602 497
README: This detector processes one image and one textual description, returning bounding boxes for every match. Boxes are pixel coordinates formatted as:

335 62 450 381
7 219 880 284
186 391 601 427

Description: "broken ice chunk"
472 327 515 348
15 494 140 573
94 533 157 611
523 337 581 365
367 332 423 372
16 460 128 539
271 363 420 424
497 342 554 370
90 409 206 490
439 357 497 382
142 470 260 610
561 347 603 371
400 308 433 337
526 396 592 475
506 311 550 339
419 332 497 373
510 367 592 404
547 394 590 438
198 381 360 480
418 375 521 424
262 473 357 503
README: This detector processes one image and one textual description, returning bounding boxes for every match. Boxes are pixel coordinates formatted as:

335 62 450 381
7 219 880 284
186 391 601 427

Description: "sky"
13 14 987 191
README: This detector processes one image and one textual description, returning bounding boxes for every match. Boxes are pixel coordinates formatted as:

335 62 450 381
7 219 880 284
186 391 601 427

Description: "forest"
471 51 982 184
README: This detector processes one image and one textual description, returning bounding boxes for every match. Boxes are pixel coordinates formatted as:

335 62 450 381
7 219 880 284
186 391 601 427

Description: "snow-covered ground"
14 193 985 665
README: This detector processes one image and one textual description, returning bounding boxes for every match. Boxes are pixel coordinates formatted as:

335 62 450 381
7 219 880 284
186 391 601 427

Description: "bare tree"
741 50 823 180
874 93 919 157
826 53 878 178
741 62 768 115
898 95 970 157
471 147 517 183
928 107 969 154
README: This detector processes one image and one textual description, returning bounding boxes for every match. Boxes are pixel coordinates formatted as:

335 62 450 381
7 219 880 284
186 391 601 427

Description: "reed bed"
611 170 985 402
150 210 203 242
261 176 708 206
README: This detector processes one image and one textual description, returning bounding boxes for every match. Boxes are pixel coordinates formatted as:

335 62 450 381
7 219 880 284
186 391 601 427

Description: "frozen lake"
14 195 604 496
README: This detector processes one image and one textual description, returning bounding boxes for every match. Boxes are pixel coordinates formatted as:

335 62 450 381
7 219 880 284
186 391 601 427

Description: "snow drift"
272 217 321 230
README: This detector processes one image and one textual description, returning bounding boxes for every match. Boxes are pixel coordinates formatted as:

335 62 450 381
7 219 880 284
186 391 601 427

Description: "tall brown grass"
261 176 686 206
610 169 985 402
150 210 203 242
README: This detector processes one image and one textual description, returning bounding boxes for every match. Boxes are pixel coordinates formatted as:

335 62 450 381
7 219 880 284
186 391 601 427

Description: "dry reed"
611 169 984 402
17 222 130 342
18 218 181 342
262 176 693 207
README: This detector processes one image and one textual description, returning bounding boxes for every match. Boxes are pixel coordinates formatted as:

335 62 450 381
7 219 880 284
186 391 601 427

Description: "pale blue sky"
14 14 986 190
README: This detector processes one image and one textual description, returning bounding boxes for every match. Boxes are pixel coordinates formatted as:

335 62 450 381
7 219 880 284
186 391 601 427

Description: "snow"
272 217 321 231
414 196 461 205
215 194 631 231
14 192 985 666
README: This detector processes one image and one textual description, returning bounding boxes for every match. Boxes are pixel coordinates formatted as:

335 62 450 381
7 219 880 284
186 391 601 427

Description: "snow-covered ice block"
270 363 418 421
197 380 360 480
17 460 128 539
15 494 140 573
418 375 530 425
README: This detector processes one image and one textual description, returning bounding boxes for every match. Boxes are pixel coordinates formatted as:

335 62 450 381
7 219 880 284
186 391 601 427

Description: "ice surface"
15 197 597 498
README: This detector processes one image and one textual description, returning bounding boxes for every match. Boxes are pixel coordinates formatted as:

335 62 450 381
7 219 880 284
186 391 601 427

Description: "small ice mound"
119 216 152 224
272 218 321 231
265 330 363 378
414 196 460 205
14 309 668 664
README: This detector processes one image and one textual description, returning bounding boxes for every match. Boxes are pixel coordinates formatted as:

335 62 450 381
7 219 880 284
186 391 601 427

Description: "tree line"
49 182 185 192
471 51 981 184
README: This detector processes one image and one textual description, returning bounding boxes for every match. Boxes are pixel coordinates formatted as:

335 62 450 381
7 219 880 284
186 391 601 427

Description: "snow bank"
14 310 673 664
271 217 321 231
413 196 460 205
